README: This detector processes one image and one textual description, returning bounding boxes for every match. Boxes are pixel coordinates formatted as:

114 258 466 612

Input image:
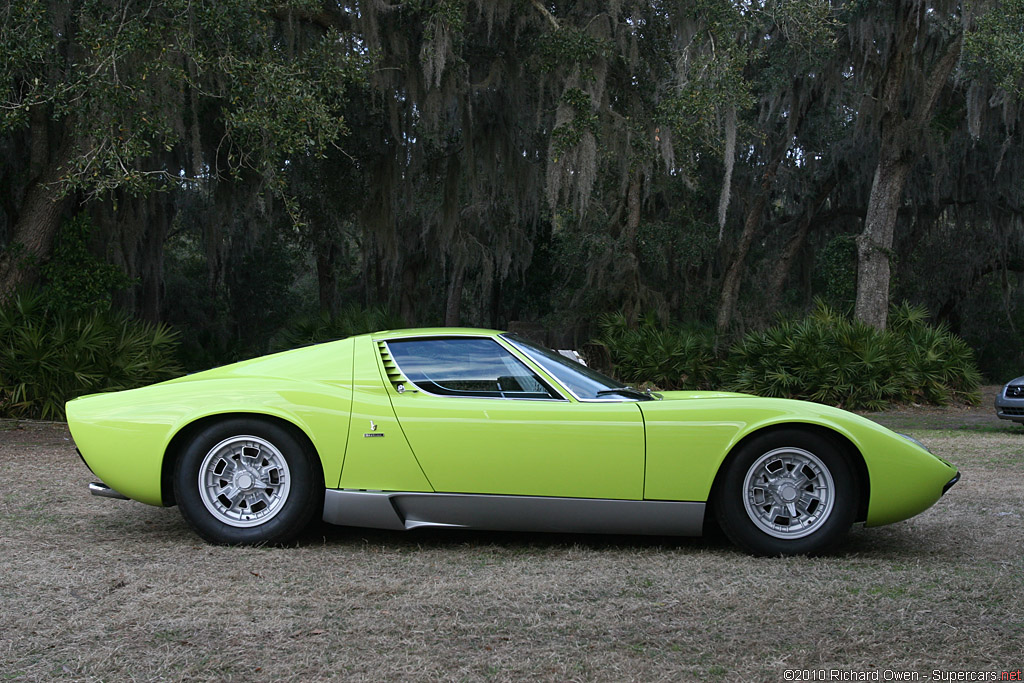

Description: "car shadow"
297 518 737 554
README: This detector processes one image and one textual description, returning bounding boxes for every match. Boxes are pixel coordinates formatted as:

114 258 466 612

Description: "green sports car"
67 328 960 555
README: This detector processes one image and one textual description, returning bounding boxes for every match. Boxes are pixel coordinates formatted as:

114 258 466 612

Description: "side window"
386 338 560 399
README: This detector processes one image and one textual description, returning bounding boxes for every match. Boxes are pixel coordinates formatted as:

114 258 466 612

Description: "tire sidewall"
715 429 858 556
174 417 320 545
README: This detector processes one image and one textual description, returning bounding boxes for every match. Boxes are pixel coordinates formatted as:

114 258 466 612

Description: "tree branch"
530 0 560 30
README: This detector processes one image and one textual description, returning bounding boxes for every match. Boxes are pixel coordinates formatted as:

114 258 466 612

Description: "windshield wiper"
595 387 653 401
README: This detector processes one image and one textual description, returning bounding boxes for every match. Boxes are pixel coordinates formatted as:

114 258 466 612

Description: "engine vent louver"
377 341 406 391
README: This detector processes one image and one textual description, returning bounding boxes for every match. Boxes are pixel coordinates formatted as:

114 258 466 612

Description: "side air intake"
377 341 407 391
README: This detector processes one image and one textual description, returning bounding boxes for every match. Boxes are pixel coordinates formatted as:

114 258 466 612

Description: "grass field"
1 402 1022 682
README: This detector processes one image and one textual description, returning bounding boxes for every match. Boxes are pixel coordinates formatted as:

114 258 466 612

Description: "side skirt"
322 489 705 536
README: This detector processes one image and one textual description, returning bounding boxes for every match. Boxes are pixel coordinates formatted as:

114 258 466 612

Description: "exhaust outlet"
89 482 129 500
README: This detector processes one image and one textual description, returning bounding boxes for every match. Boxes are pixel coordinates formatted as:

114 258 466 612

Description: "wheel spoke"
751 486 768 506
218 484 242 505
241 449 262 469
257 463 282 483
251 489 274 509
215 456 238 478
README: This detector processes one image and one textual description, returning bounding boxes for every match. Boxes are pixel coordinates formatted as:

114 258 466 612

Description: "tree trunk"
852 14 962 330
716 187 770 332
853 154 914 329
490 272 502 329
0 106 71 298
138 195 168 323
766 177 838 309
444 261 465 326
399 260 421 325
620 170 643 323
715 81 807 332
0 178 72 299
316 241 339 317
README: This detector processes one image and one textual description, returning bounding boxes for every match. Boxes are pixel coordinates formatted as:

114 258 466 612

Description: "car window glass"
502 333 639 400
386 337 559 399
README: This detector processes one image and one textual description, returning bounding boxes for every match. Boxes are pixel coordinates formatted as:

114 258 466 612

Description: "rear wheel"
174 418 321 544
715 429 858 556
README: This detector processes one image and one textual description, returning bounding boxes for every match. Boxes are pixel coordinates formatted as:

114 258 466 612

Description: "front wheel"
174 418 321 545
714 429 859 556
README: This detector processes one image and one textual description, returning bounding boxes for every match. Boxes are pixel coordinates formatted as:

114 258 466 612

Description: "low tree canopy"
0 0 1022 385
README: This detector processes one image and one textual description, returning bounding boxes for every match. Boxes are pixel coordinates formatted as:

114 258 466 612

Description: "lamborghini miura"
67 328 960 555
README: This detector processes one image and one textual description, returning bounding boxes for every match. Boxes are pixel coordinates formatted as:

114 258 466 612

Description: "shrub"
594 312 720 390
0 291 182 420
40 214 135 314
594 301 982 408
723 301 981 410
888 301 982 404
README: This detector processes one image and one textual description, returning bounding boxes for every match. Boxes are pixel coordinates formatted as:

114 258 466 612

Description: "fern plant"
723 300 980 409
594 313 719 390
0 291 181 420
889 302 982 404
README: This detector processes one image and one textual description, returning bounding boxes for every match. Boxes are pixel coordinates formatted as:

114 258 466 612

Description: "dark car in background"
995 377 1024 424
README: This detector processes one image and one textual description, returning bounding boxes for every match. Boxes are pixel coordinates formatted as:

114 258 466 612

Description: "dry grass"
1 415 1022 682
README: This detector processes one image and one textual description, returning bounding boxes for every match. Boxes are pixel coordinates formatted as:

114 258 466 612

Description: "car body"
67 328 960 555
994 376 1024 424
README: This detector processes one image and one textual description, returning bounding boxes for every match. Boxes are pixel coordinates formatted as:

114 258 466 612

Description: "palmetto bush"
595 302 981 409
723 301 981 410
595 312 720 390
0 291 181 420
888 302 982 405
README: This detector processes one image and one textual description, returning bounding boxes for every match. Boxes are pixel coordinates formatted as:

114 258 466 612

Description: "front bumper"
994 383 1024 423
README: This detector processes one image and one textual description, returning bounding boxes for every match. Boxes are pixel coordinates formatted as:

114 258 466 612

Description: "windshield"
502 334 651 401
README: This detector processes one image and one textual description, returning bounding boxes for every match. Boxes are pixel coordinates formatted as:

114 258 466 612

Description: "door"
379 336 645 500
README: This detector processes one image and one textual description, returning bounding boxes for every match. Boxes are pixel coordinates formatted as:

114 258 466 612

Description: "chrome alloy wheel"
742 447 835 539
198 435 291 527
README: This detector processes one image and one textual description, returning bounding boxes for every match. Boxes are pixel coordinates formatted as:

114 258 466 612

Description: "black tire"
173 417 321 545
714 429 859 556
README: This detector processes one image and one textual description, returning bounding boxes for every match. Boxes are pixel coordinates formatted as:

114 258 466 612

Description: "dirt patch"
1 415 1021 681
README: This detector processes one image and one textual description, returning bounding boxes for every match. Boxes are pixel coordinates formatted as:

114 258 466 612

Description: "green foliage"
595 313 720 390
888 302 983 404
0 291 181 420
534 26 608 76
40 215 134 315
161 223 311 370
965 0 1024 96
272 305 405 350
723 301 981 410
551 88 600 159
814 234 858 311
0 0 366 195
951 272 1024 382
595 301 982 409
